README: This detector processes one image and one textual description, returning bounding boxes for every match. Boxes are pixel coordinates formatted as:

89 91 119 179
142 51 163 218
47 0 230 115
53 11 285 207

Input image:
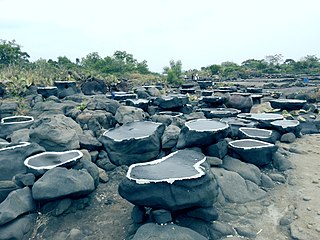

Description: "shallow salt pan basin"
239 127 272 138
228 139 278 166
24 150 83 170
127 149 206 184
103 121 163 142
185 119 229 132
1 116 34 124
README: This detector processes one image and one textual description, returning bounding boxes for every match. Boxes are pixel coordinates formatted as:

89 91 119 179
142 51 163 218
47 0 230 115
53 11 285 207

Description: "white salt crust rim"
127 150 206 184
0 115 34 125
185 119 229 132
238 113 284 121
37 86 57 90
270 120 300 128
270 99 307 103
239 127 273 138
54 81 76 83
229 139 275 150
103 121 163 142
24 150 83 170
0 142 31 152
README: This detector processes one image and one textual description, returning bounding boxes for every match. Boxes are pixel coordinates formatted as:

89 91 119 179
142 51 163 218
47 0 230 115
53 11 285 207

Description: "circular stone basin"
103 121 163 142
228 139 277 166
270 99 307 110
238 127 279 143
237 113 284 121
37 86 58 98
1 116 34 124
200 96 224 104
239 127 273 138
220 117 258 137
270 119 300 133
0 116 34 139
200 108 240 119
127 149 206 184
247 87 263 93
158 111 183 117
185 119 228 132
0 142 30 151
24 150 83 170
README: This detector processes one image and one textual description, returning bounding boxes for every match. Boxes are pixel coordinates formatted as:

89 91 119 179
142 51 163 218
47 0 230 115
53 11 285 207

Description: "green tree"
208 64 221 75
0 39 30 67
163 60 183 85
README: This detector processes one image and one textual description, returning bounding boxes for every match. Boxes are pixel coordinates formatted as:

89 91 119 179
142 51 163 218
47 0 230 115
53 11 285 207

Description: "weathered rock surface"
0 142 45 181
29 114 82 151
0 214 36 240
211 168 266 203
32 167 95 201
132 223 207 240
177 119 230 149
0 187 36 225
161 125 180 149
100 121 165 166
119 150 219 211
114 105 148 124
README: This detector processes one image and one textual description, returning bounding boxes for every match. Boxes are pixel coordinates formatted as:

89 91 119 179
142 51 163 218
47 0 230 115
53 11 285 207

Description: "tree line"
1 39 319 95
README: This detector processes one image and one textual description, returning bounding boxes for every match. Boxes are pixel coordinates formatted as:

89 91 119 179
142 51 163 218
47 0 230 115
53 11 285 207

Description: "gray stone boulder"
132 223 207 240
80 78 108 95
75 109 116 132
0 101 18 119
204 139 228 159
0 142 45 181
100 121 165 166
8 128 30 143
32 167 95 201
0 116 34 139
211 168 266 203
29 114 82 151
0 181 19 203
225 93 253 113
114 105 149 125
152 94 189 109
177 119 230 149
0 187 36 225
0 214 36 240
119 150 219 211
222 155 262 185
161 125 181 149
30 100 78 118
228 139 278 167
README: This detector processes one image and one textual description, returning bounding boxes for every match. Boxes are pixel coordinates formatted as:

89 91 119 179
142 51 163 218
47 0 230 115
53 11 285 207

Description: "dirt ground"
30 134 320 240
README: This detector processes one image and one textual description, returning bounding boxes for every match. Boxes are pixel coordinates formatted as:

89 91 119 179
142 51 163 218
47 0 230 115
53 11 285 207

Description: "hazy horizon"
1 0 319 73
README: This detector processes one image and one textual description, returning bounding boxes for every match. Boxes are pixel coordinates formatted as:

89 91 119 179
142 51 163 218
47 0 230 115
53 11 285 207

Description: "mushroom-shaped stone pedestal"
199 108 240 119
270 119 301 136
228 139 278 167
177 119 230 149
54 81 79 98
270 99 307 110
24 150 83 175
118 149 218 211
238 127 280 143
237 113 284 128
100 121 165 166
152 95 189 110
37 86 58 98
221 117 258 137
0 116 34 139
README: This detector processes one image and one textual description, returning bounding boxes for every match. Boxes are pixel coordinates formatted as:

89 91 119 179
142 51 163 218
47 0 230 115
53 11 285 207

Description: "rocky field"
0 77 319 240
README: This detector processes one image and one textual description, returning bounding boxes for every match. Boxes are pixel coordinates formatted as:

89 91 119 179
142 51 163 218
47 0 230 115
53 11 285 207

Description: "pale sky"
1 0 319 73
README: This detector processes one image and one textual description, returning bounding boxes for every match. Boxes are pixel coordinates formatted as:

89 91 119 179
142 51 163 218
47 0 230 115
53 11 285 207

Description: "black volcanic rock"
118 149 219 211
238 127 280 143
152 94 189 109
0 116 34 139
228 139 278 167
100 121 165 166
0 142 45 181
177 119 230 149
270 99 306 110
